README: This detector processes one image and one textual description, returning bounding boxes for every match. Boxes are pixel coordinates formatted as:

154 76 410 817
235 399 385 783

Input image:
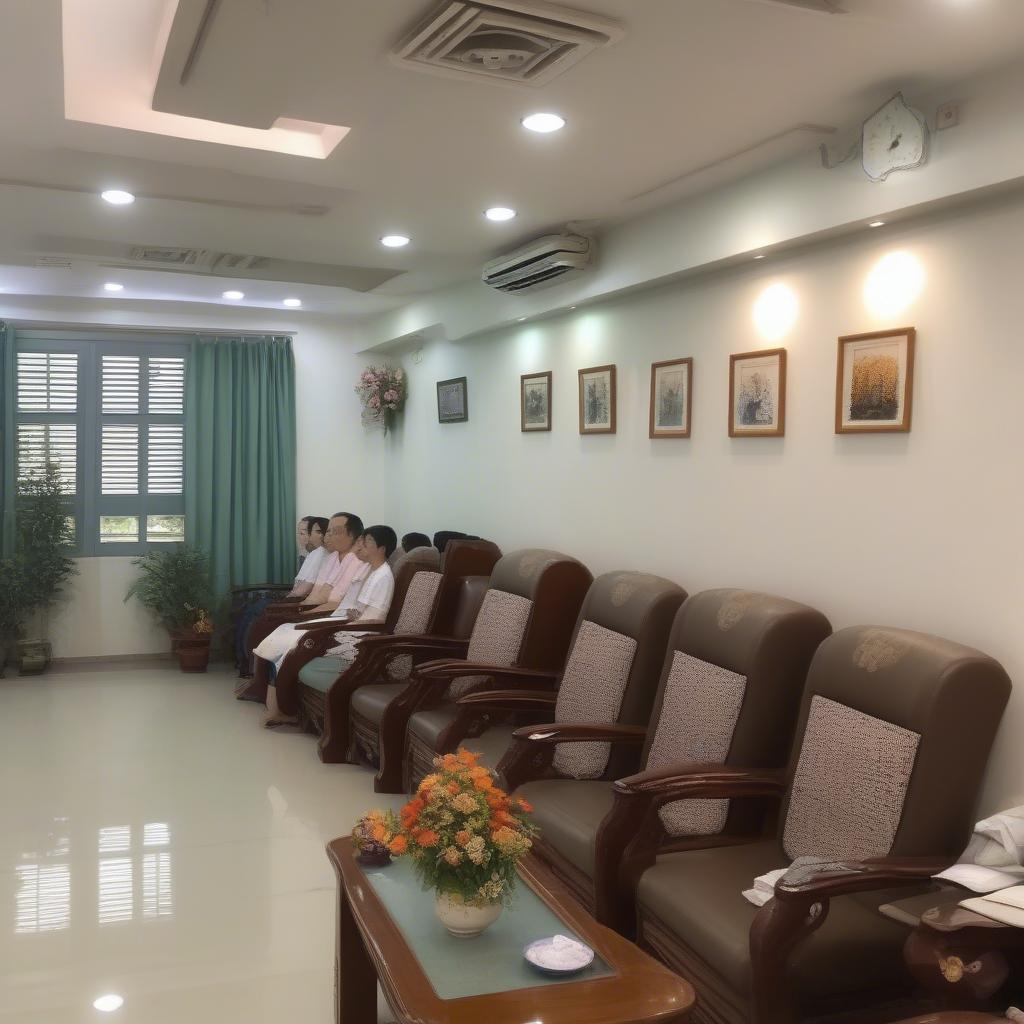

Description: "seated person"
389 531 431 567
235 515 328 674
250 513 364 672
262 524 398 726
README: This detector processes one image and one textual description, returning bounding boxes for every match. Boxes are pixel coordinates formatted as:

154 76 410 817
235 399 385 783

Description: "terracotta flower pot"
172 631 212 673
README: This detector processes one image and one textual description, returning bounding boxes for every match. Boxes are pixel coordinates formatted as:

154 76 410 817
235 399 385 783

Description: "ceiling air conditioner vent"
393 1 623 87
482 233 593 292
127 247 262 271
35 256 74 270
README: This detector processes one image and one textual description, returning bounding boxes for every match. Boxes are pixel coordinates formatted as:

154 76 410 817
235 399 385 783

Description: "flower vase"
434 891 503 939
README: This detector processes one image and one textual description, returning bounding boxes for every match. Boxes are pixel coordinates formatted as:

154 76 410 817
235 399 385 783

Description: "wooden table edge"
327 837 695 1024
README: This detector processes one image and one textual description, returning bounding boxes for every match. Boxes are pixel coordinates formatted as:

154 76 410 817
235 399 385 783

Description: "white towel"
936 805 1024 893
742 868 788 907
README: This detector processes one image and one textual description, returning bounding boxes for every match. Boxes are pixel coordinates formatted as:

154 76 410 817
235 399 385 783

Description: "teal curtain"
0 323 15 556
185 335 296 595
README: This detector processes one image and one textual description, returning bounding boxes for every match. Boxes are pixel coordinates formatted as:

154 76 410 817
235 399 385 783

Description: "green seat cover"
298 656 343 693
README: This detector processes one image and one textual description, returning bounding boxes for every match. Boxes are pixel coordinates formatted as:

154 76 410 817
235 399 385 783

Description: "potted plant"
124 546 216 672
2 462 78 676
352 810 402 867
389 748 537 938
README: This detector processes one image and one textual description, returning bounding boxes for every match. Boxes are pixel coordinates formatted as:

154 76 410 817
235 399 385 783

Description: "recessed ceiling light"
753 254 767 260
282 297 302 307
380 234 410 248
93 995 124 1012
869 220 886 228
517 316 527 322
103 282 124 292
568 305 577 309
485 207 516 222
100 190 135 206
522 112 566 134
222 290 245 301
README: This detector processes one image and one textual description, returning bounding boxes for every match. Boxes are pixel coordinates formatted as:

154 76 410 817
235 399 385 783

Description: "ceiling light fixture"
485 207 516 222
869 220 886 228
222 290 245 301
100 190 135 206
103 282 124 292
282 298 302 307
380 234 410 248
753 254 767 260
522 112 566 134
93 995 124 1013
517 316 527 322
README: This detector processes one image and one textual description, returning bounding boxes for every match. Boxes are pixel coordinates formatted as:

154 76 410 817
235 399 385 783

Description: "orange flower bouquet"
390 748 538 937
352 809 402 867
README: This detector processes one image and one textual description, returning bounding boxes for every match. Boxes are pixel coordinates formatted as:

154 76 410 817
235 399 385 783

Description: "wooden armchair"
271 540 501 758
499 588 830 923
615 626 1011 1024
351 549 592 794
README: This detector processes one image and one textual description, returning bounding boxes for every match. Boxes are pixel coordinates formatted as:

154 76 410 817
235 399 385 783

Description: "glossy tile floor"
0 662 404 1023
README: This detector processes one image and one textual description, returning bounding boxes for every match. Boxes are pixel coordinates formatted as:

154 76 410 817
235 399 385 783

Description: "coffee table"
327 836 695 1024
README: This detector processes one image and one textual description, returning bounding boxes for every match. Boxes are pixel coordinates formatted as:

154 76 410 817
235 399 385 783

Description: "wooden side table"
900 895 1024 1010
327 837 695 1024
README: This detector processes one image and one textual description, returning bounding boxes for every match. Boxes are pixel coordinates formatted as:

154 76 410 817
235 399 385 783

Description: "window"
14 332 188 555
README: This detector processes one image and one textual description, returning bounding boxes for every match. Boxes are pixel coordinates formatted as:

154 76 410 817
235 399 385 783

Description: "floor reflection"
14 820 175 935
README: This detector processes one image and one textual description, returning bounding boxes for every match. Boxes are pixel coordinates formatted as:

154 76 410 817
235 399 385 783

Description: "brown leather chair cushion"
516 779 615 877
407 704 458 747
637 841 912 1001
462 724 517 772
349 683 408 724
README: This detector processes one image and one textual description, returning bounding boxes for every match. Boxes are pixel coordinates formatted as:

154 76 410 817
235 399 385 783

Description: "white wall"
350 193 1024 815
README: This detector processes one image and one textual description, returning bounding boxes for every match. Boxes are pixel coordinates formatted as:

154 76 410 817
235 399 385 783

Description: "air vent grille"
393 1 622 86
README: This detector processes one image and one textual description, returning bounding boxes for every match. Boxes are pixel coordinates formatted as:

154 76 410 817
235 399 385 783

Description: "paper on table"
960 884 1024 928
937 806 1024 893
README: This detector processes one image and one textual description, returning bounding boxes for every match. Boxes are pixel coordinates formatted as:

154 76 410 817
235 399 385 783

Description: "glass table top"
361 857 615 1000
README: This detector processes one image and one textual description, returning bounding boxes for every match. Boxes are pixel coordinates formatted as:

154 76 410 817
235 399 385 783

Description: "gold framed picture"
520 371 552 432
729 348 786 437
835 328 915 434
649 358 692 439
578 364 616 435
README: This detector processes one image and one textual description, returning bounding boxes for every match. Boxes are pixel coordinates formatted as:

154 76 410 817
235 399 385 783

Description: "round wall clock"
862 92 929 182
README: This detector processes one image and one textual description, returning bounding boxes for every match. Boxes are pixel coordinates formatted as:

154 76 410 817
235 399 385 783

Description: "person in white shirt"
234 515 328 674
262 525 398 727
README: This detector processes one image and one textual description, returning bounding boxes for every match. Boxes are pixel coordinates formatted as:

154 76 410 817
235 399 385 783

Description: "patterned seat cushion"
783 695 921 861
646 651 748 836
552 620 638 779
445 589 533 699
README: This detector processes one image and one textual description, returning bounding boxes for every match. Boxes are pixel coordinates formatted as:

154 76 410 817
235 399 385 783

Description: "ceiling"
0 0 1023 318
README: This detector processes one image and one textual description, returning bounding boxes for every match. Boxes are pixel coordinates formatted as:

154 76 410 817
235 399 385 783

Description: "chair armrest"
613 763 787 805
414 661 559 689
293 620 387 633
511 721 647 745
355 634 469 654
456 689 558 713
773 856 953 902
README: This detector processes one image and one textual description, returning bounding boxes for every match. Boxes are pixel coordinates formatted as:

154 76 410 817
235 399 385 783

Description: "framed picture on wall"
578 364 617 435
521 371 552 432
835 327 915 434
729 348 786 437
436 376 468 423
649 358 692 438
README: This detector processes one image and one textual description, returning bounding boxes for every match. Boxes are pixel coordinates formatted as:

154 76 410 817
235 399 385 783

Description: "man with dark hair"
402 532 430 553
262 524 398 727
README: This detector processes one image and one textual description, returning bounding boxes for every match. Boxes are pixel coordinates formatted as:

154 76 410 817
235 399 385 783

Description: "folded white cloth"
742 868 788 907
960 885 1024 928
936 805 1024 893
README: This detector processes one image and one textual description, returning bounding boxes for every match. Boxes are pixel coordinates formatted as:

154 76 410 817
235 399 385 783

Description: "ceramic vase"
434 891 503 939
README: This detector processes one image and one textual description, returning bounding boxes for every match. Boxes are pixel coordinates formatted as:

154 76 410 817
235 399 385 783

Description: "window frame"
14 330 189 557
